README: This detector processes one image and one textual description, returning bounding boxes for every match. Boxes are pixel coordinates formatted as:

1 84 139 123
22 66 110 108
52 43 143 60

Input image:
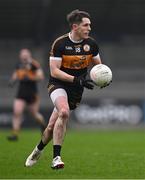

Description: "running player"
25 9 110 169
7 48 46 141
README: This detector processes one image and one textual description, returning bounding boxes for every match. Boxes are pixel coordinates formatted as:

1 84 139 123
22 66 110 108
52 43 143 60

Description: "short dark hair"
67 9 90 28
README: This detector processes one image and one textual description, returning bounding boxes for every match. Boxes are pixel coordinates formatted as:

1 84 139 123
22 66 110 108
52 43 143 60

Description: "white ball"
90 64 112 87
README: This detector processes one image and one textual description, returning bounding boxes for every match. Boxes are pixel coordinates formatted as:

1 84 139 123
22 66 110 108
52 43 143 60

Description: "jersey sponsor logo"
80 55 86 61
83 44 90 52
62 54 92 69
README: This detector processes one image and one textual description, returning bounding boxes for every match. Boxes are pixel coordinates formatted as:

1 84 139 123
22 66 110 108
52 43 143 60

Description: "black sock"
53 145 61 158
37 140 46 151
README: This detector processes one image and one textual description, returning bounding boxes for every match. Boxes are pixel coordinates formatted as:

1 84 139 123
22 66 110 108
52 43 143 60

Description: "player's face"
75 18 91 39
19 49 32 63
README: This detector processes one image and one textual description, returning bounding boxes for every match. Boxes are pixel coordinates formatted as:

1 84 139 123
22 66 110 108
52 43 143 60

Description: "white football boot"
51 156 64 169
25 146 42 167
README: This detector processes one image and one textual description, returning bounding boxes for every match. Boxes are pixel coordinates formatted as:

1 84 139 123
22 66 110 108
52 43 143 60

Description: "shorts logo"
83 44 90 52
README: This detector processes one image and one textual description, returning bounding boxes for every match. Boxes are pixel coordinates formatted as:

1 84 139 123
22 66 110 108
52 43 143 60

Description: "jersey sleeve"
50 39 63 58
91 39 99 57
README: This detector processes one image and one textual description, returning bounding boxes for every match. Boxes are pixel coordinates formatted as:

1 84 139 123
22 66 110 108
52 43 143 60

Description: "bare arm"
34 68 44 81
92 54 102 65
8 71 18 87
50 57 95 89
50 58 74 82
11 71 18 81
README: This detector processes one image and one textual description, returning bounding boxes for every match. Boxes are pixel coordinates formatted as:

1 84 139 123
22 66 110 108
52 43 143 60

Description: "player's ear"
72 23 78 31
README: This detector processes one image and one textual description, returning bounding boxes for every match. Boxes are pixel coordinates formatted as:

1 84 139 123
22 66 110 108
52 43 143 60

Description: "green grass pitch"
0 129 145 179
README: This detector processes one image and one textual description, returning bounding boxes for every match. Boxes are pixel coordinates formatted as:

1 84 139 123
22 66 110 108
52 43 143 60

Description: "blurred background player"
7 48 46 141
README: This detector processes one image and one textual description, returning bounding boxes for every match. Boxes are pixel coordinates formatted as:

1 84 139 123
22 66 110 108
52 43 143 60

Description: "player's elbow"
50 68 59 78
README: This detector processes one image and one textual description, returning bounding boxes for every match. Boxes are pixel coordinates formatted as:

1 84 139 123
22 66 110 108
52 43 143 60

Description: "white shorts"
50 88 68 105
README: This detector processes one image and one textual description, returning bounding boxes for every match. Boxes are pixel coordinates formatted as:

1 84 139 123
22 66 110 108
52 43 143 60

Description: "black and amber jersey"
15 59 40 93
49 33 99 84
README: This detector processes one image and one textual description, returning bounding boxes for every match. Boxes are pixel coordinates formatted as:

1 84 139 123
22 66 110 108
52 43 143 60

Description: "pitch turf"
0 129 145 179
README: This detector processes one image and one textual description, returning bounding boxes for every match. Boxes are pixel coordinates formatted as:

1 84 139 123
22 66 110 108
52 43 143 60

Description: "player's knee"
59 108 69 120
47 124 54 132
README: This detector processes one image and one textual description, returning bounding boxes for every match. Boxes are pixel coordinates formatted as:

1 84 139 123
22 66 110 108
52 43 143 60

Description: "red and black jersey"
49 33 99 84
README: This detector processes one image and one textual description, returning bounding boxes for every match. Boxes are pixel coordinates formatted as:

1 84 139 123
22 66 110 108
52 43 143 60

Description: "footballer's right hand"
73 74 94 90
